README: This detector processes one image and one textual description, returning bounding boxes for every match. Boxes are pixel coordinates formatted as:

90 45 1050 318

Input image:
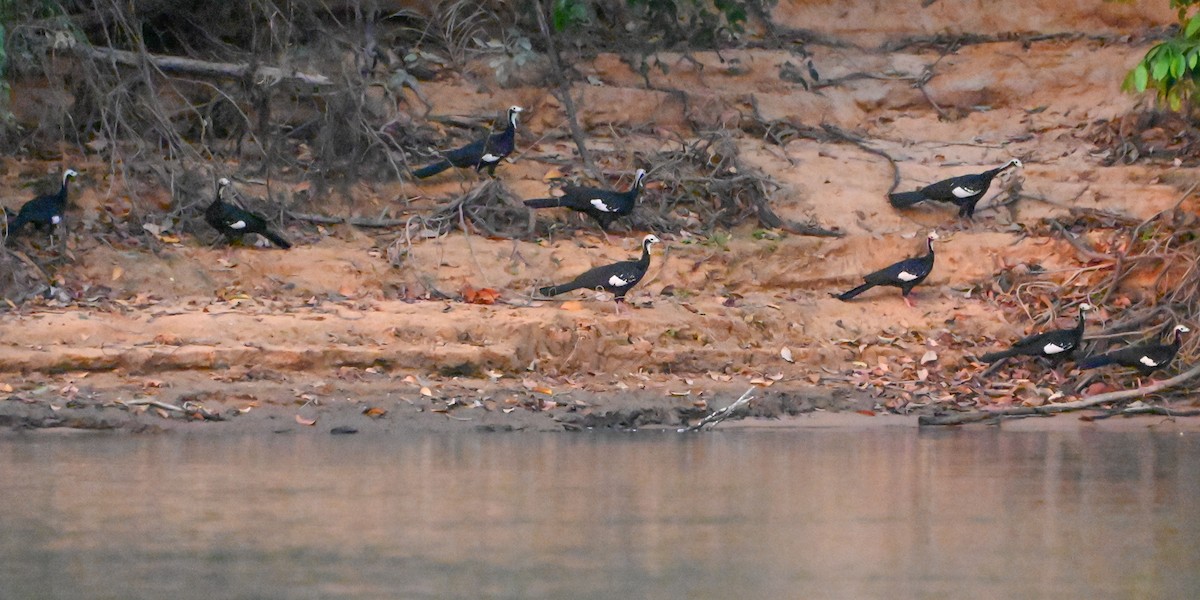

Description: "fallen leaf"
111 266 124 281
920 350 938 364
533 386 553 395
669 390 691 397
560 300 584 311
856 409 877 417
420 387 433 397
461 284 502 305
781 347 794 363
295 415 317 426
363 407 388 418
0 383 12 393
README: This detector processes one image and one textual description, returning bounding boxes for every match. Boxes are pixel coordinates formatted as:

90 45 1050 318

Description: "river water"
0 427 1197 599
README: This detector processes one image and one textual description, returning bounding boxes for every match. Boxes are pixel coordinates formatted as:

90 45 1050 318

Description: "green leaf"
1173 52 1187 78
1153 56 1171 81
1133 63 1149 91
1169 89 1183 111
1187 14 1200 38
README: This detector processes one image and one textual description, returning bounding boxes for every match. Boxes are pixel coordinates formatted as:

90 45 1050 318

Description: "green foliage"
1124 0 1200 111
551 0 588 31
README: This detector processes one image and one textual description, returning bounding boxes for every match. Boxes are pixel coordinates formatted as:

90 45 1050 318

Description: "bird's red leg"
903 294 916 308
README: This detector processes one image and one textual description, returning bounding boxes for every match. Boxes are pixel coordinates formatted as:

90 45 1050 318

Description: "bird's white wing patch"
897 271 919 282
50 215 62 225
1139 356 1160 367
608 274 633 287
590 198 614 212
951 186 979 198
230 220 247 230
1043 343 1066 354
481 153 500 163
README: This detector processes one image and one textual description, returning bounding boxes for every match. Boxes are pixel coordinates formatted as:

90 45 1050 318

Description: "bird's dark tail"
413 160 451 179
261 229 292 249
888 191 926 209
538 282 581 297
980 348 1019 363
1077 354 1114 370
833 282 875 302
3 212 27 238
523 198 562 209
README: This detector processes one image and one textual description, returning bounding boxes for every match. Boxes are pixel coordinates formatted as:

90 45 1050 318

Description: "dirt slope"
2 2 1197 432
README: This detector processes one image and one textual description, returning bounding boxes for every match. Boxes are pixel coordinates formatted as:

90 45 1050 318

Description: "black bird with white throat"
538 234 661 313
524 168 647 231
5 169 78 240
205 178 292 249
980 304 1093 363
833 232 938 307
1078 324 1190 377
889 159 1022 218
413 106 523 179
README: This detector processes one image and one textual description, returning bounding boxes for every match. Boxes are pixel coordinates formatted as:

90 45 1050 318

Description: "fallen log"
77 44 334 87
919 362 1200 426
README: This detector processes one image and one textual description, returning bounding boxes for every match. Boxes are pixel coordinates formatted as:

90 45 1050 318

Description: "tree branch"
680 387 755 432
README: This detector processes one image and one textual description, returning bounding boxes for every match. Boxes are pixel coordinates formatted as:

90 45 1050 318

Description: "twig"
1050 220 1111 261
287 211 410 228
680 387 755 432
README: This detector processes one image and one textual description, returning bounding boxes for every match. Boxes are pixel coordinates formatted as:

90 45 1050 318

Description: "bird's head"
508 106 524 126
1079 303 1094 312
927 231 940 242
1006 158 1023 170
643 234 661 248
63 169 78 183
218 177 231 187
1175 324 1191 334
634 169 648 188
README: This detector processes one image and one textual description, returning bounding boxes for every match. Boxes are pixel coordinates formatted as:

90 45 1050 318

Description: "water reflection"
0 429 1197 599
